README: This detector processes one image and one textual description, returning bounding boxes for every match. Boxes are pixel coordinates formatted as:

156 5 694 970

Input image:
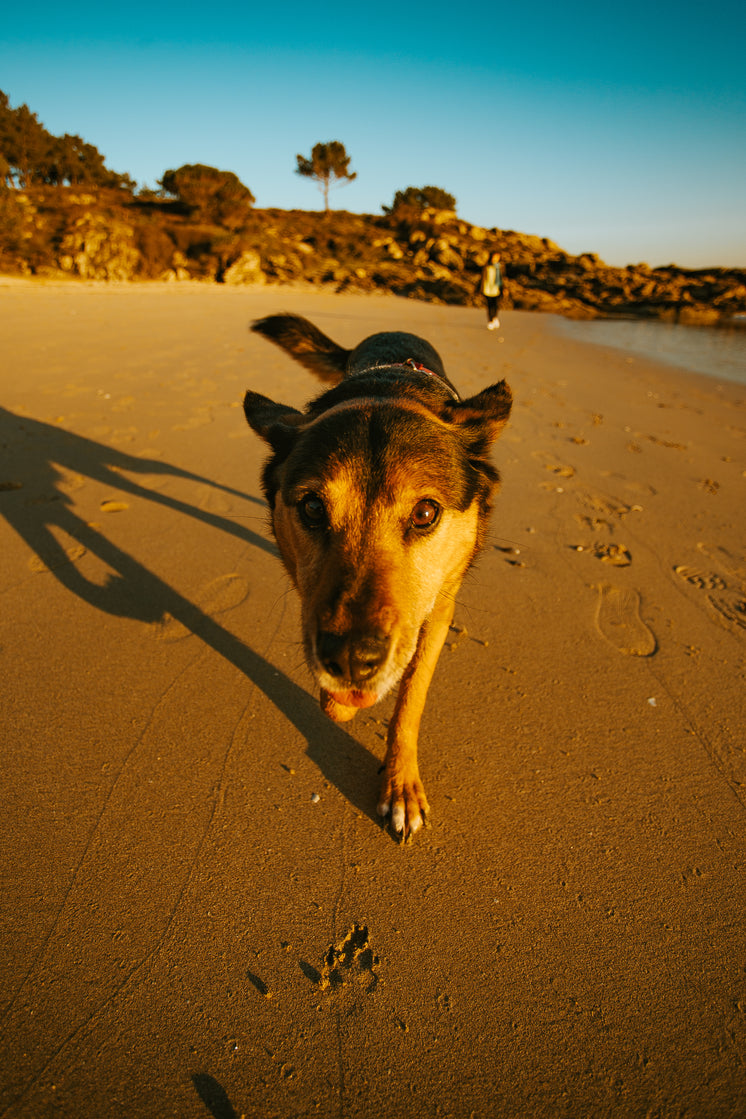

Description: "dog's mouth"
309 626 403 707
324 687 379 709
313 655 406 719
315 658 403 722
319 684 381 724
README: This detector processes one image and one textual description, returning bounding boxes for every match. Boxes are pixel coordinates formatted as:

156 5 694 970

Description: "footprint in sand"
56 468 86 494
647 435 688 451
575 542 632 566
154 573 250 641
574 513 612 535
594 584 657 656
696 542 746 581
29 543 87 573
195 484 232 514
172 408 213 432
675 548 746 635
707 594 746 633
306 925 379 994
532 451 576 478
576 488 641 521
674 565 726 592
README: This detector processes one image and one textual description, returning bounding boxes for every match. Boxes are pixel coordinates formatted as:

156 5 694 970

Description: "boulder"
222 250 265 285
430 238 464 270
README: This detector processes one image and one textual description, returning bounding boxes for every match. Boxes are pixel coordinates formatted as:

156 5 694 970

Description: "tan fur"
244 313 512 840
272 480 480 707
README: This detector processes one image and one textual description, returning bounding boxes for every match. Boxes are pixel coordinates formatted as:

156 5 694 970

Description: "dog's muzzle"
317 630 391 686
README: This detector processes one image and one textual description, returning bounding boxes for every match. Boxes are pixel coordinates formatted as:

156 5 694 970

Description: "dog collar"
393 358 461 402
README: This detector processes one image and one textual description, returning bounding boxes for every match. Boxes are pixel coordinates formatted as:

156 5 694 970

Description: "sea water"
553 316 746 386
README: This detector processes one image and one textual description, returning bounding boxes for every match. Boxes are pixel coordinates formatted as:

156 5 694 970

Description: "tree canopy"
0 90 133 190
295 141 356 212
158 164 255 228
384 186 457 216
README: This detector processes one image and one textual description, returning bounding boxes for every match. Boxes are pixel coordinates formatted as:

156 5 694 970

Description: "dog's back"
251 313 454 394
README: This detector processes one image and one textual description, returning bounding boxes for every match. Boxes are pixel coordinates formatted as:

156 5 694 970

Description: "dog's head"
244 380 512 708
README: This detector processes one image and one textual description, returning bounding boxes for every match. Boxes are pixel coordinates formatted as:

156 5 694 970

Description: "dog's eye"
298 493 327 529
410 499 441 531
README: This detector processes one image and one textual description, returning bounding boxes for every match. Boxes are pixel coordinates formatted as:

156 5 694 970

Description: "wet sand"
1 281 745 1118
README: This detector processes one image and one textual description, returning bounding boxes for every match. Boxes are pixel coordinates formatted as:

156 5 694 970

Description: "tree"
295 141 356 212
46 134 110 186
0 89 134 189
383 186 457 216
0 98 47 186
158 164 255 228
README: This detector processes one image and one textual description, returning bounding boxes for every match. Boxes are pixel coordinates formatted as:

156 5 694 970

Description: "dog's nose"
317 631 390 684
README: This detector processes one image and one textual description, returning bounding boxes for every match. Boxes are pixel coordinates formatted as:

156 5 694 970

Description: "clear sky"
2 0 744 268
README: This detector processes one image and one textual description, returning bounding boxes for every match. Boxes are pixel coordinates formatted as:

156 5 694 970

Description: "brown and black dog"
244 314 512 840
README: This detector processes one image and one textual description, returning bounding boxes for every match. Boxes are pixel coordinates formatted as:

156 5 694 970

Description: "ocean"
552 316 746 386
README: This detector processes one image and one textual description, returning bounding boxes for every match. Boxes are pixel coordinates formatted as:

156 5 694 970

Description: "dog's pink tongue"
320 687 378 723
334 689 378 708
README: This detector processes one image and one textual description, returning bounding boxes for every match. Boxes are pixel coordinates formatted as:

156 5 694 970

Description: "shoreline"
549 312 746 387
3 271 743 390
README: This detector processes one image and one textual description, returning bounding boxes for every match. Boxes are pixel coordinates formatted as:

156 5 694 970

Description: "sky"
2 0 745 268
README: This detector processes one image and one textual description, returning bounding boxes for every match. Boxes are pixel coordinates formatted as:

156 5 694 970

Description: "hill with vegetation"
1 91 743 324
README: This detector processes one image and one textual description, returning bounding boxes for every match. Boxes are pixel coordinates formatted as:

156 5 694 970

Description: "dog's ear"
443 380 513 454
243 390 304 455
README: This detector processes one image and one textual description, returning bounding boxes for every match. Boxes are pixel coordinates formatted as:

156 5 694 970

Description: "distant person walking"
481 251 504 330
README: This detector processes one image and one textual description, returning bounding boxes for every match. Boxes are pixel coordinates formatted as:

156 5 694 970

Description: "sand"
1 280 745 1118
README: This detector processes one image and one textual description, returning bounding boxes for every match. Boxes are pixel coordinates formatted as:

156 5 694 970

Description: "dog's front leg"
377 592 456 841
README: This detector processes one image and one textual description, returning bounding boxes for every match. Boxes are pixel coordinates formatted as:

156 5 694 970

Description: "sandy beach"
1 281 745 1118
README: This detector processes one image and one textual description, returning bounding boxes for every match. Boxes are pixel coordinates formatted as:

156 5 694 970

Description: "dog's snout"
317 631 390 684
317 632 347 678
351 633 391 681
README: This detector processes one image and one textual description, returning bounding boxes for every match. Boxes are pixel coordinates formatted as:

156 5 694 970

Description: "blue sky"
2 0 744 267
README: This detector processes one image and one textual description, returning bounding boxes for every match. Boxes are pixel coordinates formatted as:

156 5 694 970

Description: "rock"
430 239 464 270
160 250 192 281
58 213 140 280
676 306 722 326
424 208 458 225
222 250 265 285
469 248 492 269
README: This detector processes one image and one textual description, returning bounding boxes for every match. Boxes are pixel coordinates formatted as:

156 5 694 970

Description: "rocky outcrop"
223 209 745 324
222 249 265 285
1 188 743 324
58 213 140 281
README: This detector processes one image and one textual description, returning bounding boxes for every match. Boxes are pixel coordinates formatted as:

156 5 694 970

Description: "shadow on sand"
0 407 381 821
192 1073 239 1119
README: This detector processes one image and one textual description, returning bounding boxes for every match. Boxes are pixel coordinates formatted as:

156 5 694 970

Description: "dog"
244 314 512 840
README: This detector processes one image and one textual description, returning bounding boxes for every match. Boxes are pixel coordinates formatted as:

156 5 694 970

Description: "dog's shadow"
0 407 381 824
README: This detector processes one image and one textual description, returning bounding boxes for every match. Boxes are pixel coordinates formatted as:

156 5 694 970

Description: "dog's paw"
377 769 430 843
